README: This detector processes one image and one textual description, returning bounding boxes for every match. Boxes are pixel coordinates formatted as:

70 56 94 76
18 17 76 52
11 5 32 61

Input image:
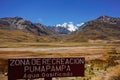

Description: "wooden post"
44 77 52 80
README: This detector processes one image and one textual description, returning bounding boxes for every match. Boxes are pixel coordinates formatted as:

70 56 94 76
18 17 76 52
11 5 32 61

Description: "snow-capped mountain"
56 22 78 32
48 22 84 34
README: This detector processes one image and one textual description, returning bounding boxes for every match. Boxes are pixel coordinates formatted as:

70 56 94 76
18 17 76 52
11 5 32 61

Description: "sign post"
8 57 85 80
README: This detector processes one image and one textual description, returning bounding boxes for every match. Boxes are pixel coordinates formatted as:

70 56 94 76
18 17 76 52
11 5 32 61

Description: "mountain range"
48 22 82 34
0 15 120 42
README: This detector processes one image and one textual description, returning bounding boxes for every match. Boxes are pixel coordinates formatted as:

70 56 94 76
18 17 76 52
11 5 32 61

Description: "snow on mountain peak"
76 23 84 27
56 22 83 32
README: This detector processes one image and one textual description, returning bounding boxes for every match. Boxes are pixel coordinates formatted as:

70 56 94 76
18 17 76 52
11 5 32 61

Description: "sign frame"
8 57 85 80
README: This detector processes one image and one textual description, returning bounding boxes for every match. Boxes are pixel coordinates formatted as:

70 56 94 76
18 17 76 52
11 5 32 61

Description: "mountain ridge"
0 17 55 36
66 15 120 42
0 17 58 42
0 15 120 42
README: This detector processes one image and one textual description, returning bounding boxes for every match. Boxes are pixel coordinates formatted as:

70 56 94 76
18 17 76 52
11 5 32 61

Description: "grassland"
0 42 120 48
0 42 120 80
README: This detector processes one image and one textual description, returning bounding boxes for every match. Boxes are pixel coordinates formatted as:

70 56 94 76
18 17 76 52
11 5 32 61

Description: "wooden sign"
8 57 85 80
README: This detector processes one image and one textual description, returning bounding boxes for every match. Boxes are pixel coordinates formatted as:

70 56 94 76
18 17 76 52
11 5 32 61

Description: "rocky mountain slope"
47 26 70 34
66 16 120 42
0 17 56 42
0 17 54 36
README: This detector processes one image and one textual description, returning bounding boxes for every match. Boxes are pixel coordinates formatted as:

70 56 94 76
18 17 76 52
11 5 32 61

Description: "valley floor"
0 42 120 80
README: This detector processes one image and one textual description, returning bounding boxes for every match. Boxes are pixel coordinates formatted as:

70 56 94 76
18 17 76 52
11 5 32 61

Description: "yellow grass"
0 42 119 80
0 42 120 48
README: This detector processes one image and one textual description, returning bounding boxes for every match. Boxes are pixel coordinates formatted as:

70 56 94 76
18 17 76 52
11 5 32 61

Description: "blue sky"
0 0 120 26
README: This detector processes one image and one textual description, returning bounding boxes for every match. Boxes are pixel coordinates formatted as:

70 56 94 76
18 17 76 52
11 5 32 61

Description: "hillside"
47 26 70 34
0 29 56 42
0 17 55 36
66 16 120 42
0 17 57 42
